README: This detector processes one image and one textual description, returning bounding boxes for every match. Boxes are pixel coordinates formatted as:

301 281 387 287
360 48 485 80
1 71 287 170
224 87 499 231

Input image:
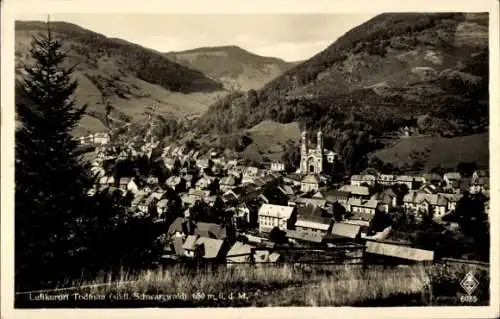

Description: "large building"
299 130 338 175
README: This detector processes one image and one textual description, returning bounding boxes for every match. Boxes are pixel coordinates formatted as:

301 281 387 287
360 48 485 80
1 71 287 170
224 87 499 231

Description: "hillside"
198 13 489 172
15 21 225 136
369 132 489 172
164 46 297 91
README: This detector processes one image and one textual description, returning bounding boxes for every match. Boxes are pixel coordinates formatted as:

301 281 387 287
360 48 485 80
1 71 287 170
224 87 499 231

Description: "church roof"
302 174 320 184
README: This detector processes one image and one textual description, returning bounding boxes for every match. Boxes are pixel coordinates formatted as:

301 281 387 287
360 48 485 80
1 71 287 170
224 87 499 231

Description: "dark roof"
167 217 185 236
296 204 327 222
286 230 325 243
193 222 227 239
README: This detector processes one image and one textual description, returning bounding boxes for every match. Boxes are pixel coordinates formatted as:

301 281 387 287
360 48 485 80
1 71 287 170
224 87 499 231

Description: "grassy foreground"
16 262 489 307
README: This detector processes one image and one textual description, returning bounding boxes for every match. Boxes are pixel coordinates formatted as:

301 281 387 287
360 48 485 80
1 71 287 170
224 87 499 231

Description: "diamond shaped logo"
460 272 479 295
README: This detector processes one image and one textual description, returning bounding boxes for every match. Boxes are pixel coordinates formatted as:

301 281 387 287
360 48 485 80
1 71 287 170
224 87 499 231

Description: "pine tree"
15 22 93 290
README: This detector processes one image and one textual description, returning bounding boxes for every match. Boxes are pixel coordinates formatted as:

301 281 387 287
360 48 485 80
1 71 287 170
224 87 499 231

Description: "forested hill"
15 21 225 136
164 45 297 91
197 13 489 173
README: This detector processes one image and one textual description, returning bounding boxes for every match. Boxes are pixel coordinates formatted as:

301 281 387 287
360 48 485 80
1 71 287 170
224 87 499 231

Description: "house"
181 194 198 207
164 157 176 170
294 204 332 235
338 185 370 199
242 166 259 184
286 229 325 245
422 173 442 185
182 235 225 260
99 175 115 186
233 203 251 225
119 177 139 193
188 188 210 201
364 241 434 264
292 197 327 209
395 175 414 189
94 132 110 145
253 250 281 264
271 161 285 172
193 222 228 240
166 176 184 190
350 174 376 187
471 176 489 194
226 241 254 266
167 217 189 239
195 176 215 190
301 174 320 193
157 198 169 215
329 222 362 240
370 189 397 212
439 193 461 212
147 175 159 185
228 165 245 178
183 174 194 189
377 174 395 186
196 158 211 170
347 198 379 216
472 169 489 181
443 172 461 189
220 175 238 192
314 189 350 208
258 204 296 233
403 192 449 218
131 193 146 211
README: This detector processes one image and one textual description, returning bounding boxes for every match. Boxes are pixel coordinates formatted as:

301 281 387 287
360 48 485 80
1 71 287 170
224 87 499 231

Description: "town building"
271 161 286 172
258 204 296 233
300 174 320 193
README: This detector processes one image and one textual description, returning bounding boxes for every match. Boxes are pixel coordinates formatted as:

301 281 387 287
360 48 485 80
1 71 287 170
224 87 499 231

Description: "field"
15 262 489 308
370 133 489 171
241 121 301 162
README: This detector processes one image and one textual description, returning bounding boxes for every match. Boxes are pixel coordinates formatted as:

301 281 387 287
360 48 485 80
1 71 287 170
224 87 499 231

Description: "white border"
1 0 499 318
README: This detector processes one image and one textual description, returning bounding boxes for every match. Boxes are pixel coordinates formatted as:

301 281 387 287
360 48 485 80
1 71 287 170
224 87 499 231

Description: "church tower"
300 131 308 174
316 130 324 173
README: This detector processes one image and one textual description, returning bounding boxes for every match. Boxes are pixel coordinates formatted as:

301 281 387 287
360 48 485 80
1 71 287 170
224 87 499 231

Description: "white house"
258 204 296 233
271 161 285 172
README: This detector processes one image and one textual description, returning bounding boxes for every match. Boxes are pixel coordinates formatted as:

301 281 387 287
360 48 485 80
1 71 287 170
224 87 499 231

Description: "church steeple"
317 130 323 153
301 130 308 155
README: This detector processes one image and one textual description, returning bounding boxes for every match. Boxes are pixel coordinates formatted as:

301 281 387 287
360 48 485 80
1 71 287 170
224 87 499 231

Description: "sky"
16 13 376 61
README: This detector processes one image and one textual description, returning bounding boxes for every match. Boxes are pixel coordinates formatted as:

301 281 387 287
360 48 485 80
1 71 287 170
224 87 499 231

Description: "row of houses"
351 170 489 193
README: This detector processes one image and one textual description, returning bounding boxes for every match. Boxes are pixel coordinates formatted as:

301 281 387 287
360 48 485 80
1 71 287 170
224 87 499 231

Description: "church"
299 130 339 175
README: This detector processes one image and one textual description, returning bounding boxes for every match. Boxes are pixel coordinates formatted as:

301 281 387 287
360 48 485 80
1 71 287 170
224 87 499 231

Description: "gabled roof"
226 241 254 262
339 185 370 196
157 198 169 208
295 218 331 231
396 175 414 182
403 191 449 206
286 229 325 243
258 204 294 219
253 250 280 263
168 217 186 236
294 197 327 208
243 166 259 176
330 223 361 239
166 176 182 186
348 198 379 209
195 237 224 259
220 175 237 186
365 241 434 261
444 172 461 180
193 222 227 239
351 174 376 181
182 235 199 250
302 174 320 184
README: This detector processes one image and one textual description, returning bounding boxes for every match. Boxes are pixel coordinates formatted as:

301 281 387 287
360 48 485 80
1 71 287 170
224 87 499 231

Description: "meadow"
16 262 490 307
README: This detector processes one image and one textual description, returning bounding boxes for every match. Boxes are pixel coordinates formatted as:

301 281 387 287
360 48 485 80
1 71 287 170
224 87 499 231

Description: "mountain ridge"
197 12 489 173
164 45 298 91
